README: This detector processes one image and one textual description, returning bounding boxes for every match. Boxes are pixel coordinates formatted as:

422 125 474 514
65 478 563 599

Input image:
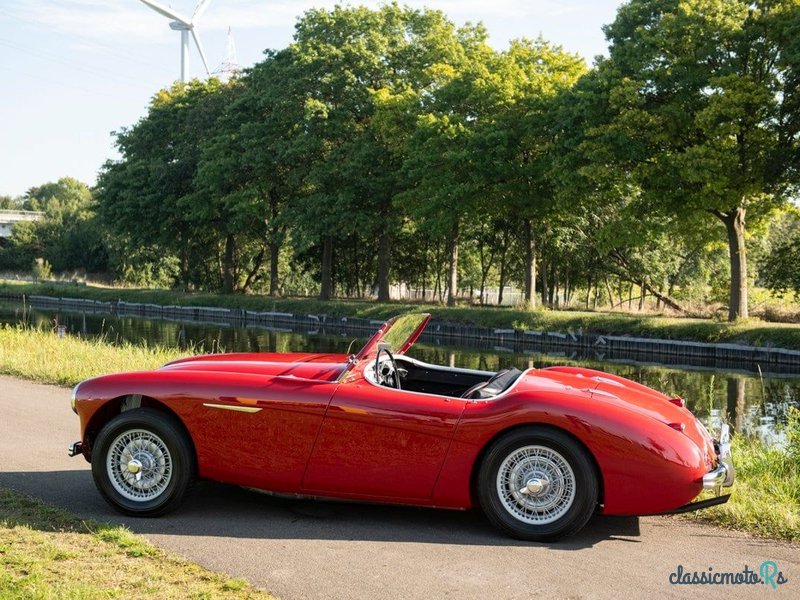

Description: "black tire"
478 426 598 541
91 408 195 517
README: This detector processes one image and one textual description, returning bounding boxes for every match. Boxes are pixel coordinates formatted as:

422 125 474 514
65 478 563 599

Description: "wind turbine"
139 0 212 82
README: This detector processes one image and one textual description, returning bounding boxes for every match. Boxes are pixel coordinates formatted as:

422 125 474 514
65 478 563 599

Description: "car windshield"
353 312 430 362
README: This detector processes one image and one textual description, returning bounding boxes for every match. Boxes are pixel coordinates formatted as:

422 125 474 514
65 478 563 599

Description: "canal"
2 301 797 444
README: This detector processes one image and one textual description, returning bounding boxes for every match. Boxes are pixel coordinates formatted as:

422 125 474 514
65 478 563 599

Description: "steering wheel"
375 345 402 390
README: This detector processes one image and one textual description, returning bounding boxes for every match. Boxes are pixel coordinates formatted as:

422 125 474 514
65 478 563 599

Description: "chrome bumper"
703 463 730 489
703 423 735 491
68 441 84 458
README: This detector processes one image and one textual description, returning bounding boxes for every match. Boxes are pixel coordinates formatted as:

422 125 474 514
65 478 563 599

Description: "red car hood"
161 352 347 382
534 367 716 467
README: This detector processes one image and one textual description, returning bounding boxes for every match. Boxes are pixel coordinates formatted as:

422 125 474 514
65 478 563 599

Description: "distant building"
0 210 44 245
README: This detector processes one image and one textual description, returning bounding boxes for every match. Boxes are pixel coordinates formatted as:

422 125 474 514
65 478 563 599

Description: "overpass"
0 210 44 240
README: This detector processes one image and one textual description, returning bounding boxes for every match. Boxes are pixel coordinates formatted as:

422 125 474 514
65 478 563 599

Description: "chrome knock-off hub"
521 478 550 496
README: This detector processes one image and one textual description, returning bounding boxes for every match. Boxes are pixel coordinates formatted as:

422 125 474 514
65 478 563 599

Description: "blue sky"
0 1 625 198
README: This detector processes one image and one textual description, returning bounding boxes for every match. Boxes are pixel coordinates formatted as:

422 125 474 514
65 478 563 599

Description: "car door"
301 378 468 500
191 374 339 493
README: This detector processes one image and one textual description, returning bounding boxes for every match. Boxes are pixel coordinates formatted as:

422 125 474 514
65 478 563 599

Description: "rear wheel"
91 408 195 516
478 427 598 541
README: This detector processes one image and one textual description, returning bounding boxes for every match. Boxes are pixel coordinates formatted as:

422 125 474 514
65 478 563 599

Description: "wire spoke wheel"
479 427 598 541
496 445 576 525
93 408 195 516
107 429 173 502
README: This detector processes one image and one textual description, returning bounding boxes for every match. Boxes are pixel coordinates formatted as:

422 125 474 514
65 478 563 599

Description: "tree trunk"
178 229 190 289
498 256 507 306
540 252 549 306
241 248 265 292
267 192 282 297
377 207 391 301
719 207 748 321
522 220 536 309
638 280 646 311
446 219 459 307
268 241 280 296
320 237 334 300
604 277 614 308
727 377 746 433
585 278 591 309
222 233 235 294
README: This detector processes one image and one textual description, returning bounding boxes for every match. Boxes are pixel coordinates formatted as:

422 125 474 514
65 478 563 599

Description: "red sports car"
70 312 734 540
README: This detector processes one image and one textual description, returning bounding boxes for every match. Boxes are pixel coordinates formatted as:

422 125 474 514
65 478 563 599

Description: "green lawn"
0 488 274 599
0 324 190 387
4 280 800 350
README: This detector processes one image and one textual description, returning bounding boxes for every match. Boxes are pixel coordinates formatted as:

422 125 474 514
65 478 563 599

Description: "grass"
687 412 800 542
0 487 273 599
3 280 800 350
0 325 192 387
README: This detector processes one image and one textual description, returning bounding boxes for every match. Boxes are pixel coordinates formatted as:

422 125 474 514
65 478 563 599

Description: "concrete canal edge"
5 292 800 375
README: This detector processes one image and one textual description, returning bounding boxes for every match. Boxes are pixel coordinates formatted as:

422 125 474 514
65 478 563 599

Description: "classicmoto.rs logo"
669 562 789 588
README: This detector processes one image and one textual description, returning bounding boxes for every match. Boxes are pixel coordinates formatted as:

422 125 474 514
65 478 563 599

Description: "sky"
0 1 626 198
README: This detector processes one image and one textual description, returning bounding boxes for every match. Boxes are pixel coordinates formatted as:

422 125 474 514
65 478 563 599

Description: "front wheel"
91 408 195 516
478 427 598 541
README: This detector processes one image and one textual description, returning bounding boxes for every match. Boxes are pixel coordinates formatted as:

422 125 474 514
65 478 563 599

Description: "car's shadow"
0 469 642 550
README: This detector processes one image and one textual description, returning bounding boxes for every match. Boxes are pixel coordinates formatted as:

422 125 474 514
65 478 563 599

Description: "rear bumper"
703 462 733 489
703 423 735 491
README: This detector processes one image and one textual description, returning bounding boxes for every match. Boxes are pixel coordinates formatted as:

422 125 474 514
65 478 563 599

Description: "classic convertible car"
69 312 734 540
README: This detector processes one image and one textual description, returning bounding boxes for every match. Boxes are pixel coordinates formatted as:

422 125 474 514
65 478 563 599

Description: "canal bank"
4 290 800 375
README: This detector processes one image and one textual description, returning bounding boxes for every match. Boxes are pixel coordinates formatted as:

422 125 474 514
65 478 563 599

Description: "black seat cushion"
462 368 523 399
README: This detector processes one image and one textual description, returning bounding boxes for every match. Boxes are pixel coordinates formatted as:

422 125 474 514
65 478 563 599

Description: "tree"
0 195 20 210
477 38 586 308
0 177 108 273
98 80 244 291
594 0 800 320
284 4 486 301
760 207 800 295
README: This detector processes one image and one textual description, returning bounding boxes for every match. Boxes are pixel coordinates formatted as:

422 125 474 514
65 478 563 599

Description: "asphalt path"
0 374 797 599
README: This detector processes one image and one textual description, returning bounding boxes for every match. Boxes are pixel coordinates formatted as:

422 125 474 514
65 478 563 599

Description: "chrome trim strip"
202 403 262 414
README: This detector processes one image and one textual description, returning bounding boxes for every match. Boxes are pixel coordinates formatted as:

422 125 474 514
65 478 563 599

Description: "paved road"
0 375 797 599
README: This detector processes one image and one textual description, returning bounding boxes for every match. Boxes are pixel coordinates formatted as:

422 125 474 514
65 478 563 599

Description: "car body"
70 312 734 540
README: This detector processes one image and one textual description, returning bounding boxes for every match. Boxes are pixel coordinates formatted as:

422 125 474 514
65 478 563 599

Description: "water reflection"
2 302 798 444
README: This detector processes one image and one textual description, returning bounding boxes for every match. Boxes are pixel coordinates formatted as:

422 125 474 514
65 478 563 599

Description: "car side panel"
302 379 467 500
76 371 337 492
432 391 707 514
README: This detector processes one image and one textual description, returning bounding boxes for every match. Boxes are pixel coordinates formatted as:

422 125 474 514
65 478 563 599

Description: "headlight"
71 383 80 414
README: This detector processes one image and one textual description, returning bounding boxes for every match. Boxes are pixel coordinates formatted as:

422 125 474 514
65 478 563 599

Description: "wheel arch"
469 422 604 508
84 395 196 463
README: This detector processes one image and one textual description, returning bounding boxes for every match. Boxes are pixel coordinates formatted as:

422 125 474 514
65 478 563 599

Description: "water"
3 301 798 444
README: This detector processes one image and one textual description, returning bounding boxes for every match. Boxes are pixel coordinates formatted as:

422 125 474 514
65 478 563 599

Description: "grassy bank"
3 280 800 350
0 325 191 387
0 326 797 542
689 424 800 542
0 487 272 599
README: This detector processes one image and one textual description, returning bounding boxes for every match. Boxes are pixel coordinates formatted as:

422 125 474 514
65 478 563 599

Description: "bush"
32 258 52 280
